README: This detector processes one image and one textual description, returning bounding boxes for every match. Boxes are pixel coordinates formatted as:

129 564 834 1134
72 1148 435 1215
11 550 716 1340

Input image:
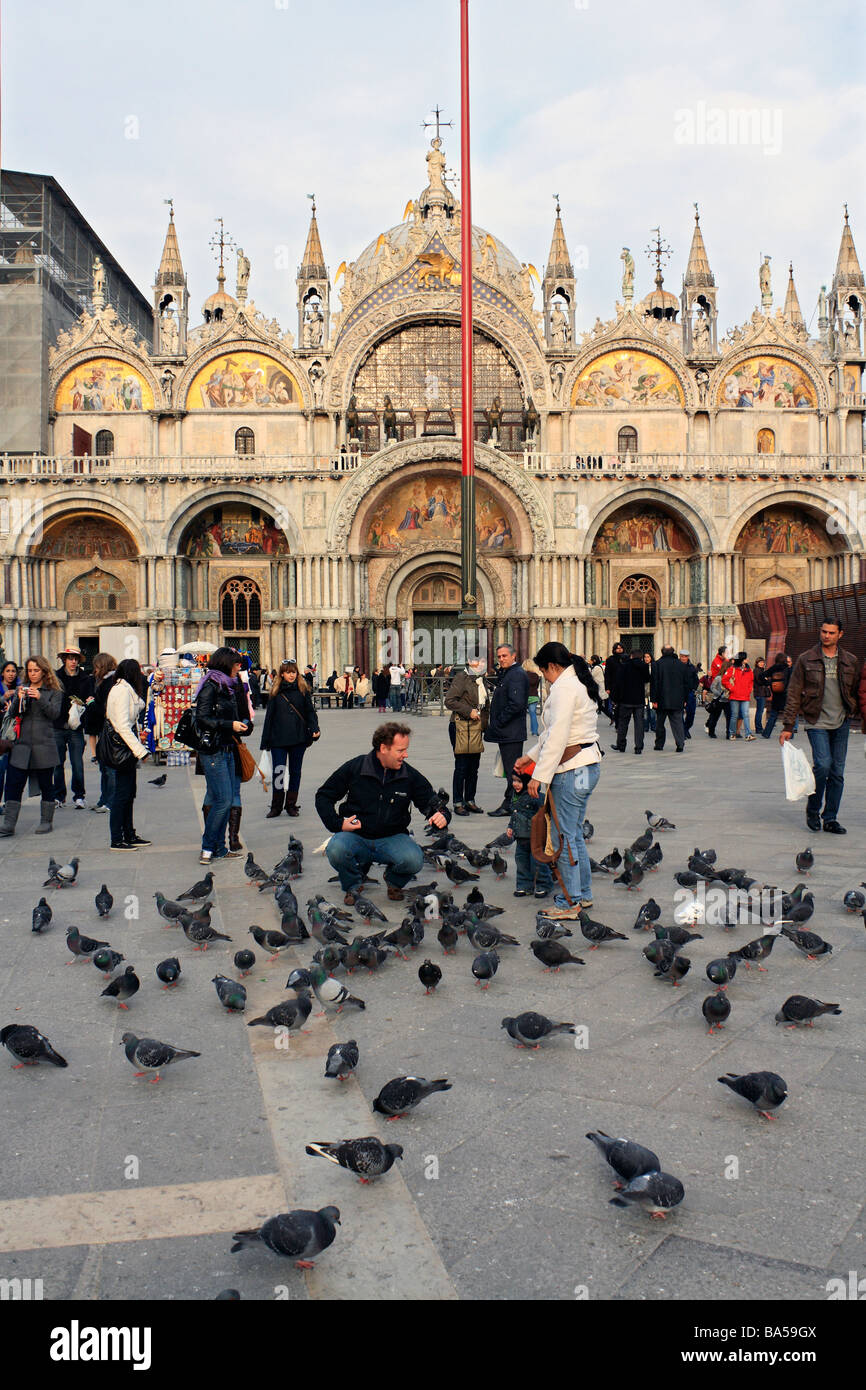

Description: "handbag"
1 702 18 743
65 699 83 732
174 706 221 755
97 719 135 768
530 791 576 904
282 691 316 747
770 676 786 694
454 716 484 756
236 741 257 783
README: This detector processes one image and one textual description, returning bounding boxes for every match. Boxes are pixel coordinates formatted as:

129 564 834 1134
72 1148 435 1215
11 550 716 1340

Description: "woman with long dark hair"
194 647 252 865
0 659 22 811
514 642 602 919
83 652 118 814
103 658 150 850
260 659 319 817
0 655 63 836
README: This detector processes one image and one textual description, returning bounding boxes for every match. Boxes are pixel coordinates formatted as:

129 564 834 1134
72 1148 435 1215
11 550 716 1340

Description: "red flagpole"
458 0 478 629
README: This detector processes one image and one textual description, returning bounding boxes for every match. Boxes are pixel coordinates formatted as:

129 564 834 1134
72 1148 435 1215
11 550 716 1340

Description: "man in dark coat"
604 642 625 718
52 645 94 808
485 644 529 815
780 618 861 833
316 722 450 904
678 650 700 739
650 646 689 752
611 651 650 753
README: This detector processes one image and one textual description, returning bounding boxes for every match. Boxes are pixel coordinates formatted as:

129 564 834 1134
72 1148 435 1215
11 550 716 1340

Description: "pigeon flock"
3 778 864 1297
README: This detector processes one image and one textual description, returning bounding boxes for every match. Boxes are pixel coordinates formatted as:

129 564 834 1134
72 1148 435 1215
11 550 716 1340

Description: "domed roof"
202 268 237 321
639 284 679 316
353 218 524 283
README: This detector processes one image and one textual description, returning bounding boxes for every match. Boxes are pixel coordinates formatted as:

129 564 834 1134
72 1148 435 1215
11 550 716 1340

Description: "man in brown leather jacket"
780 619 860 833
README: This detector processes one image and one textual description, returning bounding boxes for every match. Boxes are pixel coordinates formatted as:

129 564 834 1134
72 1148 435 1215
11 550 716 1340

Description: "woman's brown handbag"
530 790 576 904
235 741 258 783
454 716 484 756
770 676 786 695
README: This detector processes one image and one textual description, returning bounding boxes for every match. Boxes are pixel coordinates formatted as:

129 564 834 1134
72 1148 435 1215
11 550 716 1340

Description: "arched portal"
220 576 263 665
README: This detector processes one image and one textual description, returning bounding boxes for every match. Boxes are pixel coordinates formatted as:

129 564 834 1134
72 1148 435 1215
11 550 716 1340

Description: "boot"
0 801 21 837
266 789 285 818
284 791 300 817
35 800 55 835
228 806 243 851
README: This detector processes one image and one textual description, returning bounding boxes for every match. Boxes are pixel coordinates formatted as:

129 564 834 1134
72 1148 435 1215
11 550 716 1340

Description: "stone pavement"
0 707 864 1302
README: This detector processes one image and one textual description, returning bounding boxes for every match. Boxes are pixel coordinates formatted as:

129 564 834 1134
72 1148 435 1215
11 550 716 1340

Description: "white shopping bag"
781 740 815 802
257 749 272 786
492 751 504 778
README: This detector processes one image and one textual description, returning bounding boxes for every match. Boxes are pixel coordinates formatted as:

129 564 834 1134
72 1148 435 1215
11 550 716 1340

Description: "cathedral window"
94 430 114 457
220 577 262 632
617 575 659 629
617 426 638 459
235 428 256 455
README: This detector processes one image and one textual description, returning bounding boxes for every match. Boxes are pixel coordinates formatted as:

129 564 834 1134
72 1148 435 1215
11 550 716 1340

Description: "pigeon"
795 847 814 875
233 949 256 977
248 925 292 960
471 950 499 988
278 913 309 944
467 922 519 951
675 871 703 889
286 968 313 990
156 957 182 989
706 955 738 988
153 891 191 927
177 872 215 903
484 831 513 850
535 917 573 941
732 929 782 970
501 1013 575 1048
702 990 731 1033
101 965 140 1009
654 924 703 949
308 964 365 1014
599 848 622 871
778 893 815 926
464 848 492 870
775 995 841 1028
633 898 661 931
353 894 387 925
182 918 231 951
419 959 442 994
643 939 676 974
668 956 691 986
630 827 653 856
92 947 125 977
148 774 167 786
274 883 299 916
466 885 485 906
466 900 505 920
372 1076 452 1119
382 920 414 958
609 1171 684 1218
314 943 345 975
842 887 866 913
579 913 628 948
66 927 110 961
213 974 246 1013
44 856 79 888
324 1039 359 1081
95 885 113 919
641 842 663 871
645 810 675 830
121 1032 200 1082
583 819 594 842
31 898 52 933
1 1023 67 1068
697 846 717 864
614 864 643 890
403 881 440 904
215 1290 240 1300
311 895 354 921
305 1138 403 1183
718 1071 788 1119
437 922 459 955
442 858 480 885
530 939 585 971
780 926 833 960
589 858 610 875
586 1131 661 1188
244 853 270 885
247 991 313 1033
230 1208 341 1268
491 852 508 879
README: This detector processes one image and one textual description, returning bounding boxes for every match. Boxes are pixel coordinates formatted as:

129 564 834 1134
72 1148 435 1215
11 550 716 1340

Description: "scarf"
467 667 488 708
194 669 237 699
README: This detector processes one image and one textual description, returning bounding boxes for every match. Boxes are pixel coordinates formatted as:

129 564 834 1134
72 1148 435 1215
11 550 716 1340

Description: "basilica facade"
1 136 864 672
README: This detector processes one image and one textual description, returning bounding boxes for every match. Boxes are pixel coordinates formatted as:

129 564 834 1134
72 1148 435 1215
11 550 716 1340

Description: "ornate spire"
833 204 864 289
783 263 805 329
156 200 185 286
683 203 714 288
301 195 327 278
545 196 573 279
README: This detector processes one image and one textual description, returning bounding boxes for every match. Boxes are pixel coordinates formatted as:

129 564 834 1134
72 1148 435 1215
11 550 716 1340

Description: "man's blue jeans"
326 830 424 893
53 727 86 801
389 687 401 712
547 762 601 907
200 749 234 853
805 723 849 823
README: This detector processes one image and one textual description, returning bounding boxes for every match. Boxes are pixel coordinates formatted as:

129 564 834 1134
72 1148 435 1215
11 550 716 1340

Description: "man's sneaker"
513 889 528 898
534 889 550 899
199 850 213 865
73 797 86 810
579 899 594 909
111 841 138 851
91 804 108 814
542 905 581 920
55 800 66 809
823 820 847 834
744 735 756 742
127 834 151 846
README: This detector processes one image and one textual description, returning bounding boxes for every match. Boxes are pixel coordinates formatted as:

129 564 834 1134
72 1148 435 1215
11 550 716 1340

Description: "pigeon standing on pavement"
31 898 52 933
706 955 738 988
212 975 247 1013
148 774 167 787
1 1024 68 1068
579 914 628 948
247 991 313 1034
66 927 110 961
732 929 782 970
471 950 499 988
230 1208 341 1267
156 957 182 989
437 922 459 955
120 1032 200 1082
530 939 585 971
372 1076 452 1119
779 926 833 960
418 960 442 994
501 1013 575 1048
718 1071 788 1120
177 872 215 903
775 995 841 1027
324 1039 359 1080
702 991 731 1033
95 885 113 918
307 964 365 1014
100 965 140 1009
44 856 79 888
154 891 192 927
609 1171 684 1218
645 810 676 830
842 888 866 912
182 918 231 951
233 949 256 976
92 947 125 977
586 1131 661 1189
795 847 814 875
633 898 661 931
244 853 270 886
305 1139 403 1182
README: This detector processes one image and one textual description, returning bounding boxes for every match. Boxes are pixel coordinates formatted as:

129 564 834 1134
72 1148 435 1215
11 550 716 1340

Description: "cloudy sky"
3 0 864 333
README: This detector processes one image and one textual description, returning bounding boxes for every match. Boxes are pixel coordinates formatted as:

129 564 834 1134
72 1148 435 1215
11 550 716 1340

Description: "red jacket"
722 664 754 701
709 654 727 682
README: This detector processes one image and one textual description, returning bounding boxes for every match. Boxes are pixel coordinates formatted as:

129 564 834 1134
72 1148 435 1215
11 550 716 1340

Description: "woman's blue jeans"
200 749 234 853
528 700 539 736
729 699 752 735
547 762 601 907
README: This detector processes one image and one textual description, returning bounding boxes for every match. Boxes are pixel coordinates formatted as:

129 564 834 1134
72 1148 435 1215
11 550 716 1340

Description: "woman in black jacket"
260 660 319 817
760 652 791 739
0 654 64 836
194 647 252 865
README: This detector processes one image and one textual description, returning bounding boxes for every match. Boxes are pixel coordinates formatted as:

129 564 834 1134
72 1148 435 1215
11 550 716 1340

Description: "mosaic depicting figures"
182 506 289 557
735 507 836 554
719 357 817 409
573 351 684 408
592 507 695 554
35 516 138 559
54 359 153 412
187 353 299 409
365 473 515 553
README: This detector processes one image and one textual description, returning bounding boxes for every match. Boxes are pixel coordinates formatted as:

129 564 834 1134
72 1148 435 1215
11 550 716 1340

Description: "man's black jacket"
316 751 450 839
651 654 689 709
613 657 650 706
485 663 528 743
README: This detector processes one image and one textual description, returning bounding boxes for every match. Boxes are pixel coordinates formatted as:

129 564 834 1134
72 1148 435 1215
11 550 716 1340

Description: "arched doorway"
220 576 262 664
410 572 463 666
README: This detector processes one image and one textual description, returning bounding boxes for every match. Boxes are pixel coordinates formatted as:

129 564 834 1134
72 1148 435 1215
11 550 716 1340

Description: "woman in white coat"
515 642 603 919
103 658 150 850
